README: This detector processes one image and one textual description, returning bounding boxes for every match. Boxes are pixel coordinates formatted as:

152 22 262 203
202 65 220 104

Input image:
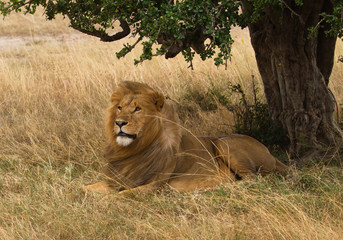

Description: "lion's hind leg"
214 136 271 178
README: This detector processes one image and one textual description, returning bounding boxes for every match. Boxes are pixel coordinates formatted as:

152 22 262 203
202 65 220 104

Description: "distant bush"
183 79 289 148
183 84 219 111
228 82 288 148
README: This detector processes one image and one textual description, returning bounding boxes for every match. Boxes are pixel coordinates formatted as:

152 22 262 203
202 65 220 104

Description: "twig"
279 0 304 24
310 18 325 37
24 1 32 14
117 37 143 58
252 75 257 104
187 58 194 70
2 0 31 12
135 52 165 65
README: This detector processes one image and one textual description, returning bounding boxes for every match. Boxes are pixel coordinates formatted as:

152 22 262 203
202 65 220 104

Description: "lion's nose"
115 121 128 127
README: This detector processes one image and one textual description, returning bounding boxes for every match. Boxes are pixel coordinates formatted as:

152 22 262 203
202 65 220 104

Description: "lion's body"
83 81 287 194
167 134 287 191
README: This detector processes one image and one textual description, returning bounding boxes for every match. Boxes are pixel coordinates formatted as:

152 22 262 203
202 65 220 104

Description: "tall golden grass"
1 10 343 239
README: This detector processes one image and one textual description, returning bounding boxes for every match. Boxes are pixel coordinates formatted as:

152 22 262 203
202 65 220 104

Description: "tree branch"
2 0 30 10
135 52 164 65
279 0 302 18
67 14 130 42
116 37 143 59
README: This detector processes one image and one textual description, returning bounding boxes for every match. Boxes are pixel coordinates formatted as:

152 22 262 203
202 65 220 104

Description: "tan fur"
83 81 287 194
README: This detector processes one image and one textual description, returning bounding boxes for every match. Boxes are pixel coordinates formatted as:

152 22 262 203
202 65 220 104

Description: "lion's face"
107 82 164 148
112 95 158 147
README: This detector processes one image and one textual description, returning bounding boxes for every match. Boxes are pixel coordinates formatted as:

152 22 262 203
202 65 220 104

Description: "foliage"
0 0 242 67
1 1 342 67
321 0 343 38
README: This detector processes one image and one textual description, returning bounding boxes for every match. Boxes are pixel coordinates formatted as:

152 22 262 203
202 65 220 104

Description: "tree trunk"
241 0 342 156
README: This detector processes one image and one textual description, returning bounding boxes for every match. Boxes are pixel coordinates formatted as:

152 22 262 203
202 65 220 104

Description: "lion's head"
104 81 181 188
106 81 166 148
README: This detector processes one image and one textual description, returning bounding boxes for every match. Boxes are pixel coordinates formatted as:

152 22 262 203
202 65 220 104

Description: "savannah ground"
1 10 343 239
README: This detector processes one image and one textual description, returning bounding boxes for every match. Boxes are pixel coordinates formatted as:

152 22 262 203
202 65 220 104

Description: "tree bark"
241 0 342 156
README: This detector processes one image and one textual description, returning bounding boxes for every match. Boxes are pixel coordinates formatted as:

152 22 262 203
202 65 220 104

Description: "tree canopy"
1 1 341 67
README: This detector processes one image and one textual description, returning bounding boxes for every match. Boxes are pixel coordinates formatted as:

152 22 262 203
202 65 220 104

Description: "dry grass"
1 10 343 239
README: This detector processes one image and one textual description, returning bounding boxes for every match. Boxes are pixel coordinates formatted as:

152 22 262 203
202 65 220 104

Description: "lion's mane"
103 81 181 188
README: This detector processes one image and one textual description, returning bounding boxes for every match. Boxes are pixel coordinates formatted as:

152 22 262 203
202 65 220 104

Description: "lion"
83 81 287 194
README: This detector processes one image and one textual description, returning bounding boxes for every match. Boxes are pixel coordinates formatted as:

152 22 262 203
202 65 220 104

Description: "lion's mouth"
117 131 137 139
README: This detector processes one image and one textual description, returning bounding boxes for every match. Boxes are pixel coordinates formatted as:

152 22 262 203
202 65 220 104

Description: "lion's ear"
152 92 165 111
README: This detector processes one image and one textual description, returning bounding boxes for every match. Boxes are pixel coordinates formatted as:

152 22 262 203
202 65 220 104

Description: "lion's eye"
117 106 122 111
134 107 141 112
